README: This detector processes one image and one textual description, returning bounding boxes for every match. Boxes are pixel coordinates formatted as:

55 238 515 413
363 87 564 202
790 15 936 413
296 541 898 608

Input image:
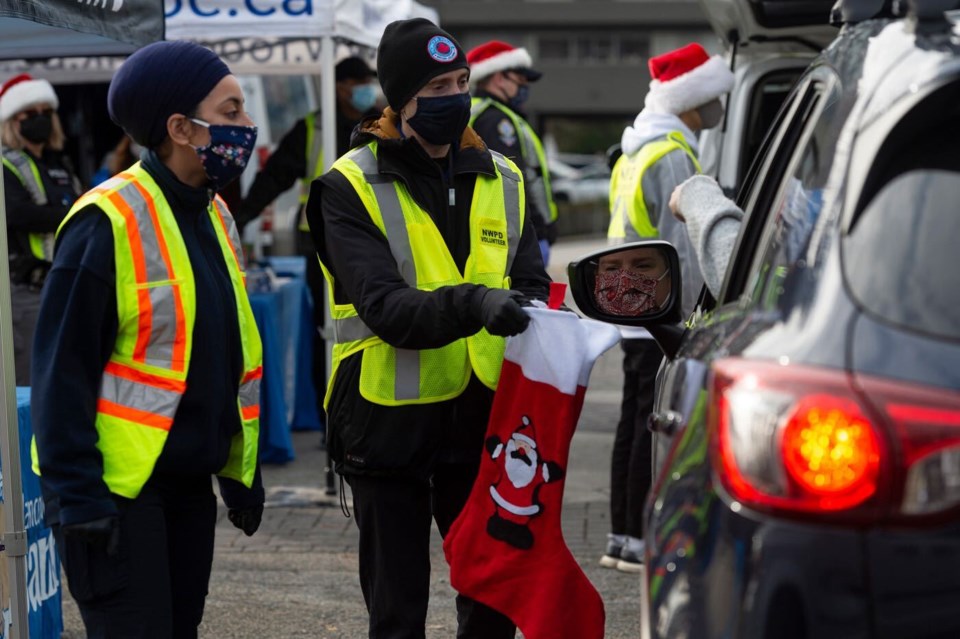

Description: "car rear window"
751 0 836 28
844 170 960 340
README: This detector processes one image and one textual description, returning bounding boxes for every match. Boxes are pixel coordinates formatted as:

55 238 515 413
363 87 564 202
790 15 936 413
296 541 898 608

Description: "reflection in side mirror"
568 241 682 325
594 246 672 318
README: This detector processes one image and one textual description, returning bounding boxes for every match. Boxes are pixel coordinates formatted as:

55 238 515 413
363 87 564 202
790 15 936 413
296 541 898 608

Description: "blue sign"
0 388 63 639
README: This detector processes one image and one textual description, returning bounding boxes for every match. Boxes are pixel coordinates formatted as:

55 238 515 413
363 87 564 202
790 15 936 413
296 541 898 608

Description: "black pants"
296 229 327 421
347 464 516 639
609 338 662 538
54 474 217 638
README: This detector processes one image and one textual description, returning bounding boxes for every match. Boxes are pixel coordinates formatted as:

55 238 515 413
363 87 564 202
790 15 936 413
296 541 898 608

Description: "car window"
738 69 805 185
844 170 960 340
742 70 843 310
718 76 816 304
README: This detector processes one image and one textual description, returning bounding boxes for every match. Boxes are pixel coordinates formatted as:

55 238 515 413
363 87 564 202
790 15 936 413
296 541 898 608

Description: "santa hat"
643 43 734 116
0 74 59 123
512 416 538 448
467 40 542 84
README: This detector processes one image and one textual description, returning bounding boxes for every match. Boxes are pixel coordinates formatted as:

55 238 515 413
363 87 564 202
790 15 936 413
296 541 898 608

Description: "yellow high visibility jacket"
31 163 263 498
2 150 57 260
321 141 525 407
608 131 700 241
297 112 325 232
470 97 558 224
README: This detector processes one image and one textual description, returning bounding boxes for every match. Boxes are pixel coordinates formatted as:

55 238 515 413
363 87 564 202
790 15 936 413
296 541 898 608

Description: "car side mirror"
568 241 687 358
567 240 683 324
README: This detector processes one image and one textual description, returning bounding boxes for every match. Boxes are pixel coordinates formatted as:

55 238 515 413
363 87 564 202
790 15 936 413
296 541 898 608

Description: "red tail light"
710 358 960 523
857 377 960 517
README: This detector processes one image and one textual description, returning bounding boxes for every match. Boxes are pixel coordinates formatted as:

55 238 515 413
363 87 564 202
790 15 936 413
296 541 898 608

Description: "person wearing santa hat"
466 40 558 267
0 73 82 385
602 42 733 574
305 17 550 638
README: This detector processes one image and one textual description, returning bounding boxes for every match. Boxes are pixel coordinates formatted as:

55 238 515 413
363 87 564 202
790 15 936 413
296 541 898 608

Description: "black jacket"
2 148 80 284
471 90 556 244
306 109 551 478
31 150 264 527
235 107 370 234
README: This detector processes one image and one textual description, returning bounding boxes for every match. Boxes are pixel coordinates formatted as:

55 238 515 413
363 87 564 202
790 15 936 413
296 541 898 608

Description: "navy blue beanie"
108 40 231 149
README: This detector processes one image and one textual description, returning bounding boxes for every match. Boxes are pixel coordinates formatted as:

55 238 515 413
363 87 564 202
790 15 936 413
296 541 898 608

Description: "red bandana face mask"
594 268 668 315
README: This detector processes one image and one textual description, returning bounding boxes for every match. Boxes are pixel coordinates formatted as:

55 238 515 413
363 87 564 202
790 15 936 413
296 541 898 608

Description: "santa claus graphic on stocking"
444 294 620 639
485 415 564 550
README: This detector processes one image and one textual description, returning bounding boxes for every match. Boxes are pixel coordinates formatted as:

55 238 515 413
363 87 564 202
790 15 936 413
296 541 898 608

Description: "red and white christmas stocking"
443 292 621 639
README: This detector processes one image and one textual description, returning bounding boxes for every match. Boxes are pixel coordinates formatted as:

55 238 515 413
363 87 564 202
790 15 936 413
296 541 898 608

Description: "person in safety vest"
0 73 82 385
600 42 734 574
30 41 265 638
466 40 558 267
305 18 550 638
235 55 379 436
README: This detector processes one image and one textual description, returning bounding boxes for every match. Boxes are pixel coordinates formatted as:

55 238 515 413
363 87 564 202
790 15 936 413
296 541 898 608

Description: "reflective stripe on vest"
321 141 524 406
470 98 557 224
2 150 55 261
30 163 263 498
298 112 325 231
607 131 701 242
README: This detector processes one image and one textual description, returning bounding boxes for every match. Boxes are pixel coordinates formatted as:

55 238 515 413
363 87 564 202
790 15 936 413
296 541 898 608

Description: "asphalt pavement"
58 236 645 638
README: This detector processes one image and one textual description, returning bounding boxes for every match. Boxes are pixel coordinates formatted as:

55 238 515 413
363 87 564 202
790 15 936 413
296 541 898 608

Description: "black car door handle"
648 410 684 436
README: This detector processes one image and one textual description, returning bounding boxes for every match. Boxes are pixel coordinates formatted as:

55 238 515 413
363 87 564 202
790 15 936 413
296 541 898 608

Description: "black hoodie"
306 109 551 478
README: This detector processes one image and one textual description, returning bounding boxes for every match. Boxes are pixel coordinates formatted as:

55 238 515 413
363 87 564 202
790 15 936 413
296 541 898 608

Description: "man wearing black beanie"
32 40 265 638
305 17 551 639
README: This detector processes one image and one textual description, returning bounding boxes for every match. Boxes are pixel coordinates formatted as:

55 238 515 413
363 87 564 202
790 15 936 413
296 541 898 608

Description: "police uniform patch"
497 119 517 147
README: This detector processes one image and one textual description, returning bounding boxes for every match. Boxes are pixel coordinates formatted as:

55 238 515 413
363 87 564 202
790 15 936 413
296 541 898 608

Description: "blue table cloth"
0 388 63 639
249 257 323 464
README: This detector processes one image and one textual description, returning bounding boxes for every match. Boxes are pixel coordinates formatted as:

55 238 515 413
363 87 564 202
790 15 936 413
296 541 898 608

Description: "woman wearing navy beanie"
30 40 265 638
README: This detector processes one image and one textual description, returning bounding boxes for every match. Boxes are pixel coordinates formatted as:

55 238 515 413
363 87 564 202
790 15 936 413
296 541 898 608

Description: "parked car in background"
550 157 611 204
568 1 960 637
697 0 837 195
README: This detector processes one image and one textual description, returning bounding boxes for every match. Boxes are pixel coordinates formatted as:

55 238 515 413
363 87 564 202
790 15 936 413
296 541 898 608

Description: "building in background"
420 0 713 235
420 0 712 154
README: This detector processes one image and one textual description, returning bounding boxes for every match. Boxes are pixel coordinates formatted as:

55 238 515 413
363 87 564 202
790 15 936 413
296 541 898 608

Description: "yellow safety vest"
2 150 58 261
608 131 700 241
321 141 525 407
31 163 263 498
297 112 324 232
469 97 558 224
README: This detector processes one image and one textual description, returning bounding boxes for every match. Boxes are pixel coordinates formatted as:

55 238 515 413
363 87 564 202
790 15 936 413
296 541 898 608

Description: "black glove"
474 288 530 337
228 504 264 537
62 515 121 557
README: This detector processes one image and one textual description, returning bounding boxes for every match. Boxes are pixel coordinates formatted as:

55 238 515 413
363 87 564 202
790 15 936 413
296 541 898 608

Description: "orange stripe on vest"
97 398 174 431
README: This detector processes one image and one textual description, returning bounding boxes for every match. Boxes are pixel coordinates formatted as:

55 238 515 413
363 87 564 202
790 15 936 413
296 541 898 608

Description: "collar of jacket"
351 107 497 180
141 148 213 214
474 88 527 119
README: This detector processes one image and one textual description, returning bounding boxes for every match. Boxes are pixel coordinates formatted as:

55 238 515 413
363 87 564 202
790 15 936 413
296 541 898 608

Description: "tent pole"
0 140 31 639
319 34 338 495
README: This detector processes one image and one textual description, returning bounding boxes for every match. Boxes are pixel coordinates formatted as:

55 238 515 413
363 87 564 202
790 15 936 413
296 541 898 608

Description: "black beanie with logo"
377 18 469 111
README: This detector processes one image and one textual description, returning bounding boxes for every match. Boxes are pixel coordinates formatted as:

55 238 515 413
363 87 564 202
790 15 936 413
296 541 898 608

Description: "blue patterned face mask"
190 119 258 191
350 83 378 113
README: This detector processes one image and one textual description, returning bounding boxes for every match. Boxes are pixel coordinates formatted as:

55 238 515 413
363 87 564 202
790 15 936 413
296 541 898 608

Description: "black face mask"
406 93 471 145
19 113 53 144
